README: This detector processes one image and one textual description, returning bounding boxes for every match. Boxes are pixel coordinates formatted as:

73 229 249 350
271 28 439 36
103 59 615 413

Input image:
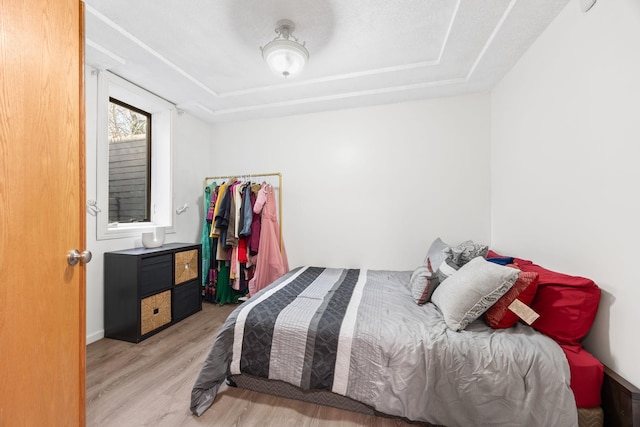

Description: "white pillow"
431 256 519 331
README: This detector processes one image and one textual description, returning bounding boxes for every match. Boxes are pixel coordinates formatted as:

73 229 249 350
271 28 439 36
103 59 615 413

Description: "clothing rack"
203 172 283 251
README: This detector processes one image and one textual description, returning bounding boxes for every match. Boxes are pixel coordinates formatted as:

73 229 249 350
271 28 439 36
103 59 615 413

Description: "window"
108 98 151 223
96 71 173 240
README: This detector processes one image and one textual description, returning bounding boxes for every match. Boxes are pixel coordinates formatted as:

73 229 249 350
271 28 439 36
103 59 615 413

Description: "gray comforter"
191 266 578 426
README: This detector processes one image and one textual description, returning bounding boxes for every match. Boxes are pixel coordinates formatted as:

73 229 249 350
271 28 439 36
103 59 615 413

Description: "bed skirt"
228 374 603 427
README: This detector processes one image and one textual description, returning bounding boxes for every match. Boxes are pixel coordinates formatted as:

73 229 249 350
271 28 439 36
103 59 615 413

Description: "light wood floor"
86 302 418 427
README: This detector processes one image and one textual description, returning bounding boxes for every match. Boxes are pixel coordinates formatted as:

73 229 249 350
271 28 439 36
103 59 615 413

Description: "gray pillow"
450 240 489 266
410 265 433 305
411 258 460 305
433 257 459 284
431 256 519 331
424 237 451 271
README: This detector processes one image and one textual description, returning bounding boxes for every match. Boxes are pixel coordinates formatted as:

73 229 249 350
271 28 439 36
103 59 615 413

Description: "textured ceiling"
84 0 570 123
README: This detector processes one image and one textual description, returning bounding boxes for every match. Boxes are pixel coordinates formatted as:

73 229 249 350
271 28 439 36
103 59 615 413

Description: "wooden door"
0 0 85 425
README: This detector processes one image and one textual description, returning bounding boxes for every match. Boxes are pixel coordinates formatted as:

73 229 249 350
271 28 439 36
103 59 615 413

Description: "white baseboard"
86 329 104 345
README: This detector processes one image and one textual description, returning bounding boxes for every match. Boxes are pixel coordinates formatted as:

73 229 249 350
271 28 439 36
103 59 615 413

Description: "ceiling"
84 0 570 123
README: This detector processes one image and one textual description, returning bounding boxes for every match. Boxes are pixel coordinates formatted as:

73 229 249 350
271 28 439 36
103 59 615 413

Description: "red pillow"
520 263 600 348
485 269 539 329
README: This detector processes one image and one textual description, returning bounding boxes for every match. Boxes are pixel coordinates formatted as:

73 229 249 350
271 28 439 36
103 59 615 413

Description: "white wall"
209 95 492 271
491 0 640 387
84 70 212 343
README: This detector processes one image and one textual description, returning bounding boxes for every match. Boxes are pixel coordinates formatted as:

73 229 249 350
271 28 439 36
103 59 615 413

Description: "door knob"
67 249 92 266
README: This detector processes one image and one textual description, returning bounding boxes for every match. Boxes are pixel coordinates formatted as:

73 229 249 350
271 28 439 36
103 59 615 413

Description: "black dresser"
104 242 202 343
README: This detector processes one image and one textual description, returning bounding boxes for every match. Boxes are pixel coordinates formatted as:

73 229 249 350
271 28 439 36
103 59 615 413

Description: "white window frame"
96 71 174 240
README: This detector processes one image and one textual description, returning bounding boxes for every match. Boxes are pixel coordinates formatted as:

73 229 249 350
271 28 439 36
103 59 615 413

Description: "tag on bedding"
508 299 540 325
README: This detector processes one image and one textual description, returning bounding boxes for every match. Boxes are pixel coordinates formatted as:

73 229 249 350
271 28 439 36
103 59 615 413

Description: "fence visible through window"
108 98 151 223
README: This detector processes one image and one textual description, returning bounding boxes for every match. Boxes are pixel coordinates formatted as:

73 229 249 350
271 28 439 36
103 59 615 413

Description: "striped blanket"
191 267 578 426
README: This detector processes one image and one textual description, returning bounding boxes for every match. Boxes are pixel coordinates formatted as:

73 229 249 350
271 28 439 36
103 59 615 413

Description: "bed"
191 258 600 426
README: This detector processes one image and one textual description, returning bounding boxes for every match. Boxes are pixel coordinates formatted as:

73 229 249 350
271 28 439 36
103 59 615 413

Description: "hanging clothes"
210 181 228 238
248 183 289 296
203 184 220 303
225 181 239 248
213 183 231 236
248 191 261 254
215 262 238 304
233 183 244 239
239 183 252 237
204 243 218 303
203 257 215 302
214 183 232 261
200 182 216 289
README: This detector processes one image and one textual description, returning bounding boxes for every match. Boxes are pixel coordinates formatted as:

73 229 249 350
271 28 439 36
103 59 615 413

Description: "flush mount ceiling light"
261 19 309 78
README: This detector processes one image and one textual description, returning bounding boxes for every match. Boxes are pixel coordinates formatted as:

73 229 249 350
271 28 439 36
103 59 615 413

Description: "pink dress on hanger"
248 184 289 296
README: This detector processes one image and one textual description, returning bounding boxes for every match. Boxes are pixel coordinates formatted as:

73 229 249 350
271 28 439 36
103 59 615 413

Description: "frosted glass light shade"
262 39 309 78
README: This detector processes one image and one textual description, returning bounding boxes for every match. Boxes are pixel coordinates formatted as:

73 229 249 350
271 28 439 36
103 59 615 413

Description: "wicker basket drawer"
175 249 198 285
140 290 171 335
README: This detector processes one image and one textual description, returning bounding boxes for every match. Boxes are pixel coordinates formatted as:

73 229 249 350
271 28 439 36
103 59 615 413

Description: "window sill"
98 223 174 241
